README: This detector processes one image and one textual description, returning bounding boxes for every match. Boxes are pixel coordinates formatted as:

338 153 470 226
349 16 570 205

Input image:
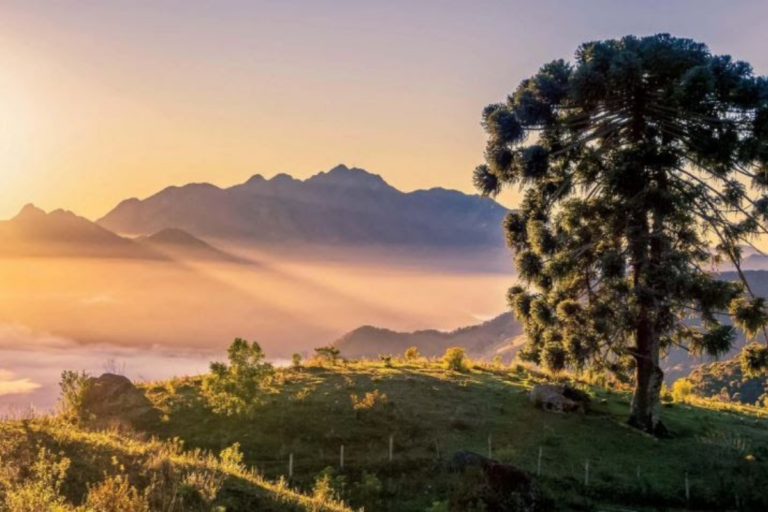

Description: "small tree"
671 378 694 403
59 370 91 422
291 353 303 369
443 347 470 372
314 345 341 365
202 338 274 416
404 346 421 361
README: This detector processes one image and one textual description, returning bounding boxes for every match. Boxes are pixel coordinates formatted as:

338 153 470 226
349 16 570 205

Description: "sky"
1 0 768 220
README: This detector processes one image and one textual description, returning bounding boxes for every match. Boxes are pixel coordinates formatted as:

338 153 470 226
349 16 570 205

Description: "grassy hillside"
4 360 768 511
138 360 768 511
0 417 349 511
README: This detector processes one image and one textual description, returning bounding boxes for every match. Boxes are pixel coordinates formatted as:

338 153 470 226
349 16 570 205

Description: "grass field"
2 359 768 511
141 360 768 510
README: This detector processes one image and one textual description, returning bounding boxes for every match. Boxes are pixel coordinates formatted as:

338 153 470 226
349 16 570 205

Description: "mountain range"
334 312 525 361
0 204 234 262
335 270 768 380
98 164 509 248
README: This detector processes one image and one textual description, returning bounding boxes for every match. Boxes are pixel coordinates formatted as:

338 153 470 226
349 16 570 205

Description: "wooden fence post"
340 445 345 470
537 447 542 476
288 453 294 479
584 460 590 487
487 434 493 459
389 434 394 462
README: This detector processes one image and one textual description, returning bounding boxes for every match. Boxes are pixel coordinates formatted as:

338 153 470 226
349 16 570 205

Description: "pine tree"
474 34 768 434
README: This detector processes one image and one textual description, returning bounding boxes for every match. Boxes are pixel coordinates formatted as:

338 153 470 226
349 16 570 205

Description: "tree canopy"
474 34 768 433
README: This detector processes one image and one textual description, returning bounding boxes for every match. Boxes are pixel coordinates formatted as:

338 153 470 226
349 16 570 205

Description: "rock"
448 451 550 511
530 384 590 413
80 373 160 427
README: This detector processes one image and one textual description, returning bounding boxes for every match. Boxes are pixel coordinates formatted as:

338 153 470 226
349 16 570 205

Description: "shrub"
672 378 694 403
350 390 388 412
202 338 274 416
355 472 383 503
404 346 421 361
312 467 345 502
314 345 342 365
59 370 91 422
83 474 150 512
2 448 70 512
291 353 303 369
443 347 470 373
379 355 393 368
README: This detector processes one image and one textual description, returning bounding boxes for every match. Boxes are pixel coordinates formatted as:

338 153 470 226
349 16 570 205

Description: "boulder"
530 384 590 413
448 451 549 511
80 373 160 427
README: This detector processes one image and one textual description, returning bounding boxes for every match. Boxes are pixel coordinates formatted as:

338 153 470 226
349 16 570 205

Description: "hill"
98 164 509 248
136 228 243 262
334 270 768 381
0 204 166 260
5 360 768 510
688 358 768 405
0 418 348 511
334 313 524 361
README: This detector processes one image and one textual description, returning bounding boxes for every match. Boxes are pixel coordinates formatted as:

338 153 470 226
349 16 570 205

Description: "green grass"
0 417 350 511
140 360 768 511
3 360 768 510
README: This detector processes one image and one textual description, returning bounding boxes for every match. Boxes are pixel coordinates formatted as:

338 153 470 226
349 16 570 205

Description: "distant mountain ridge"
337 270 768 378
98 164 509 248
334 312 525 361
0 205 235 262
136 228 242 262
0 204 165 259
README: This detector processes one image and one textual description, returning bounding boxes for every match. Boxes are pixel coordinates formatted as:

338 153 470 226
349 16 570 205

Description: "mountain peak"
309 164 389 189
245 174 266 186
14 203 47 221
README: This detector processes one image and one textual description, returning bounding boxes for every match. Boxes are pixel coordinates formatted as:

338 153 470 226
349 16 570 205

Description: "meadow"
3 354 768 511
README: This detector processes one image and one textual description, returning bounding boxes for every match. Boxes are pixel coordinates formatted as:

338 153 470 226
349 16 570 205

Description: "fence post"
488 434 493 459
685 472 690 505
389 434 394 462
434 439 441 460
537 447 542 476
340 445 345 470
584 460 589 487
288 453 294 479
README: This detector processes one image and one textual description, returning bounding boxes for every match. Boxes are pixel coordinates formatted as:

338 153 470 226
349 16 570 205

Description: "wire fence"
238 431 753 510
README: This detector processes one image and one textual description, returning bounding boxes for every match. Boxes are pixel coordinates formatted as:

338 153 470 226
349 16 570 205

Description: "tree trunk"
628 180 667 436
628 319 665 434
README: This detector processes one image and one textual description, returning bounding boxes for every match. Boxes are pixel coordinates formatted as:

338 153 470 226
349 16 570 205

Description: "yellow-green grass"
0 417 350 511
140 360 768 510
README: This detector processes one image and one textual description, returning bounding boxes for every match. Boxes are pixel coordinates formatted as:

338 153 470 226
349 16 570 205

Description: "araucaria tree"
474 34 768 434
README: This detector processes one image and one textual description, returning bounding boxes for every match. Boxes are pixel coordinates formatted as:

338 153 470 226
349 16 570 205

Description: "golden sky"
1 1 767 220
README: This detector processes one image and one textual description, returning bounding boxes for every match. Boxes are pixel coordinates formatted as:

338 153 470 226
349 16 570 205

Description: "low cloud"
0 369 41 396
0 324 216 411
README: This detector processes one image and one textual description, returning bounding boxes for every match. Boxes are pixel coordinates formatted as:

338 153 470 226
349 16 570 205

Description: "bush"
443 347 470 373
314 346 341 365
350 390 388 412
404 346 421 361
2 448 70 512
202 338 274 416
672 378 693 403
83 474 150 512
59 370 91 422
379 355 393 368
291 353 303 369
